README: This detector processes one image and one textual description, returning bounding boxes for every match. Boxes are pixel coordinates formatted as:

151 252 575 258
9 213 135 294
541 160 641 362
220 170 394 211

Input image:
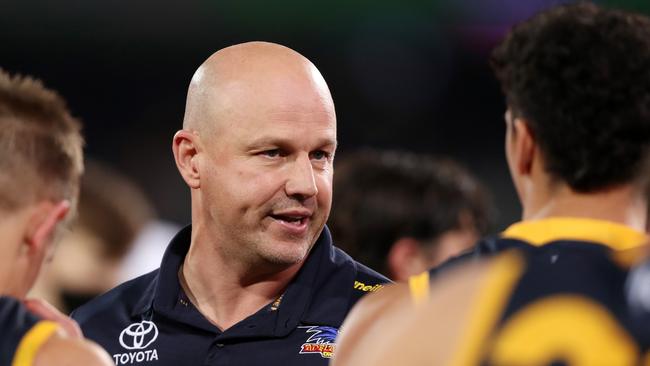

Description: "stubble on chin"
254 236 313 267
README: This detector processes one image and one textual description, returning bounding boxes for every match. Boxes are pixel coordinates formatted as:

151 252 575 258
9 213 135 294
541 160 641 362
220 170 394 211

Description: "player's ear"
173 129 201 189
512 118 536 177
26 200 70 252
387 237 423 282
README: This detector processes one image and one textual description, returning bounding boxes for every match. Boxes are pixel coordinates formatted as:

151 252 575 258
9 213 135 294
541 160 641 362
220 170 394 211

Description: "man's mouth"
268 209 312 232
270 214 307 225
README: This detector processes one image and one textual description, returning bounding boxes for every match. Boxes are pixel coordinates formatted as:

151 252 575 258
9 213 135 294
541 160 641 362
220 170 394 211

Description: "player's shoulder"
0 295 18 306
0 296 40 324
334 252 521 366
1 303 113 366
71 269 159 325
0 296 43 366
349 249 522 337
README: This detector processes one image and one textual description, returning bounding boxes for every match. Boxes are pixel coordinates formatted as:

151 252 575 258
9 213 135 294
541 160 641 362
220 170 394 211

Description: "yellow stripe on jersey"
611 245 650 268
447 250 525 366
488 296 638 365
408 271 430 306
12 320 59 366
502 217 648 251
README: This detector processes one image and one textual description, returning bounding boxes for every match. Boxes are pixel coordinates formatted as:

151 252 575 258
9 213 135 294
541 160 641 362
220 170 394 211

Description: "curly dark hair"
491 2 650 192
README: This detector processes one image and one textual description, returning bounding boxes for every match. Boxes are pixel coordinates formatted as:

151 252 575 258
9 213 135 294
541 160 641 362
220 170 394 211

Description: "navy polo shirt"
72 226 389 366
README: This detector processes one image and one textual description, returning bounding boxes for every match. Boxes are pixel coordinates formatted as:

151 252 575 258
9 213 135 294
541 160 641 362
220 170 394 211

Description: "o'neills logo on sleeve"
354 281 384 292
113 321 160 365
298 326 339 358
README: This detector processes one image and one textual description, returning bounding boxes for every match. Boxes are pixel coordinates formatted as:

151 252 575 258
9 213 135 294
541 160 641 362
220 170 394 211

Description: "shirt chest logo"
120 321 159 349
298 326 338 359
113 321 160 365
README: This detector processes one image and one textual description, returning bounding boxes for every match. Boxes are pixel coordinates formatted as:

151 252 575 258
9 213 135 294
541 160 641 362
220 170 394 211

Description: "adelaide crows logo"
298 326 339 358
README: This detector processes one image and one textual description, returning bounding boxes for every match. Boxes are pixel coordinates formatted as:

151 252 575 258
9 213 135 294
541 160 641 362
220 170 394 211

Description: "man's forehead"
206 76 333 114
239 114 336 142
209 81 335 124
266 105 336 123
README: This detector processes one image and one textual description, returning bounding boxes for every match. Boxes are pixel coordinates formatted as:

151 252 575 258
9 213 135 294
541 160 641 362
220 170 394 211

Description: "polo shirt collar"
130 225 191 319
273 227 354 335
130 225 352 336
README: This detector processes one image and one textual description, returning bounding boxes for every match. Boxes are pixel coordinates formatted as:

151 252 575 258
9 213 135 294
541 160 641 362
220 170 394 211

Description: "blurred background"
3 0 648 232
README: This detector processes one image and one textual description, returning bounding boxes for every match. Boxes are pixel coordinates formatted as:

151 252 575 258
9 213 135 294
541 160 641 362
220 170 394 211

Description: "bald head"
182 42 335 136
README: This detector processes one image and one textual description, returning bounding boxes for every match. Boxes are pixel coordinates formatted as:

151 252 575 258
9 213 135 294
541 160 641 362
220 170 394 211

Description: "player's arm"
33 331 114 366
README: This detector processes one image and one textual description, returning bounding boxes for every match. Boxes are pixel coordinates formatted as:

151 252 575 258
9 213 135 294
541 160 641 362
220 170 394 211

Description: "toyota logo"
119 321 159 350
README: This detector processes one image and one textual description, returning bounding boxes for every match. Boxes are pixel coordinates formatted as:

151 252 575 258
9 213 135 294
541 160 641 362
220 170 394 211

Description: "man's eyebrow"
317 137 338 149
247 137 338 149
246 137 287 148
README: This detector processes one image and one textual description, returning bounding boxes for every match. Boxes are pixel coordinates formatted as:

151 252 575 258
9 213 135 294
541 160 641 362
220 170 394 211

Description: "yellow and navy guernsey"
410 217 650 365
71 226 389 366
1 296 59 366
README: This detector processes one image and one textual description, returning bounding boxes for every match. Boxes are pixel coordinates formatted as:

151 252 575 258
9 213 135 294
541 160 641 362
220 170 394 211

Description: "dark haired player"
0 69 112 365
329 149 491 281
333 3 650 365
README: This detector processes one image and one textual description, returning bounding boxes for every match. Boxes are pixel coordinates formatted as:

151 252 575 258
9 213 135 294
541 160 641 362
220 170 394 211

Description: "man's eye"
311 150 329 160
263 149 281 158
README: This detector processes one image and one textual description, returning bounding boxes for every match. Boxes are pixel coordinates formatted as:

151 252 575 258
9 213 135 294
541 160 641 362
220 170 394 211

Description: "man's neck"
180 234 304 331
522 183 647 232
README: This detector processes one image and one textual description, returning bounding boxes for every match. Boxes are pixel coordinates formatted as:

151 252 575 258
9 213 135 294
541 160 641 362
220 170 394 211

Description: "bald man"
0 69 112 366
72 42 389 365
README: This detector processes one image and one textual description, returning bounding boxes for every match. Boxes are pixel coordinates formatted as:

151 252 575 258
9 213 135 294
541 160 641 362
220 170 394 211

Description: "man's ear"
172 130 201 189
512 118 536 177
387 237 424 282
26 200 70 251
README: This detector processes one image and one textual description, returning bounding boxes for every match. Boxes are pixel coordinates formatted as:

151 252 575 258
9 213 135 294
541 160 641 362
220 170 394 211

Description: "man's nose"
285 154 318 199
